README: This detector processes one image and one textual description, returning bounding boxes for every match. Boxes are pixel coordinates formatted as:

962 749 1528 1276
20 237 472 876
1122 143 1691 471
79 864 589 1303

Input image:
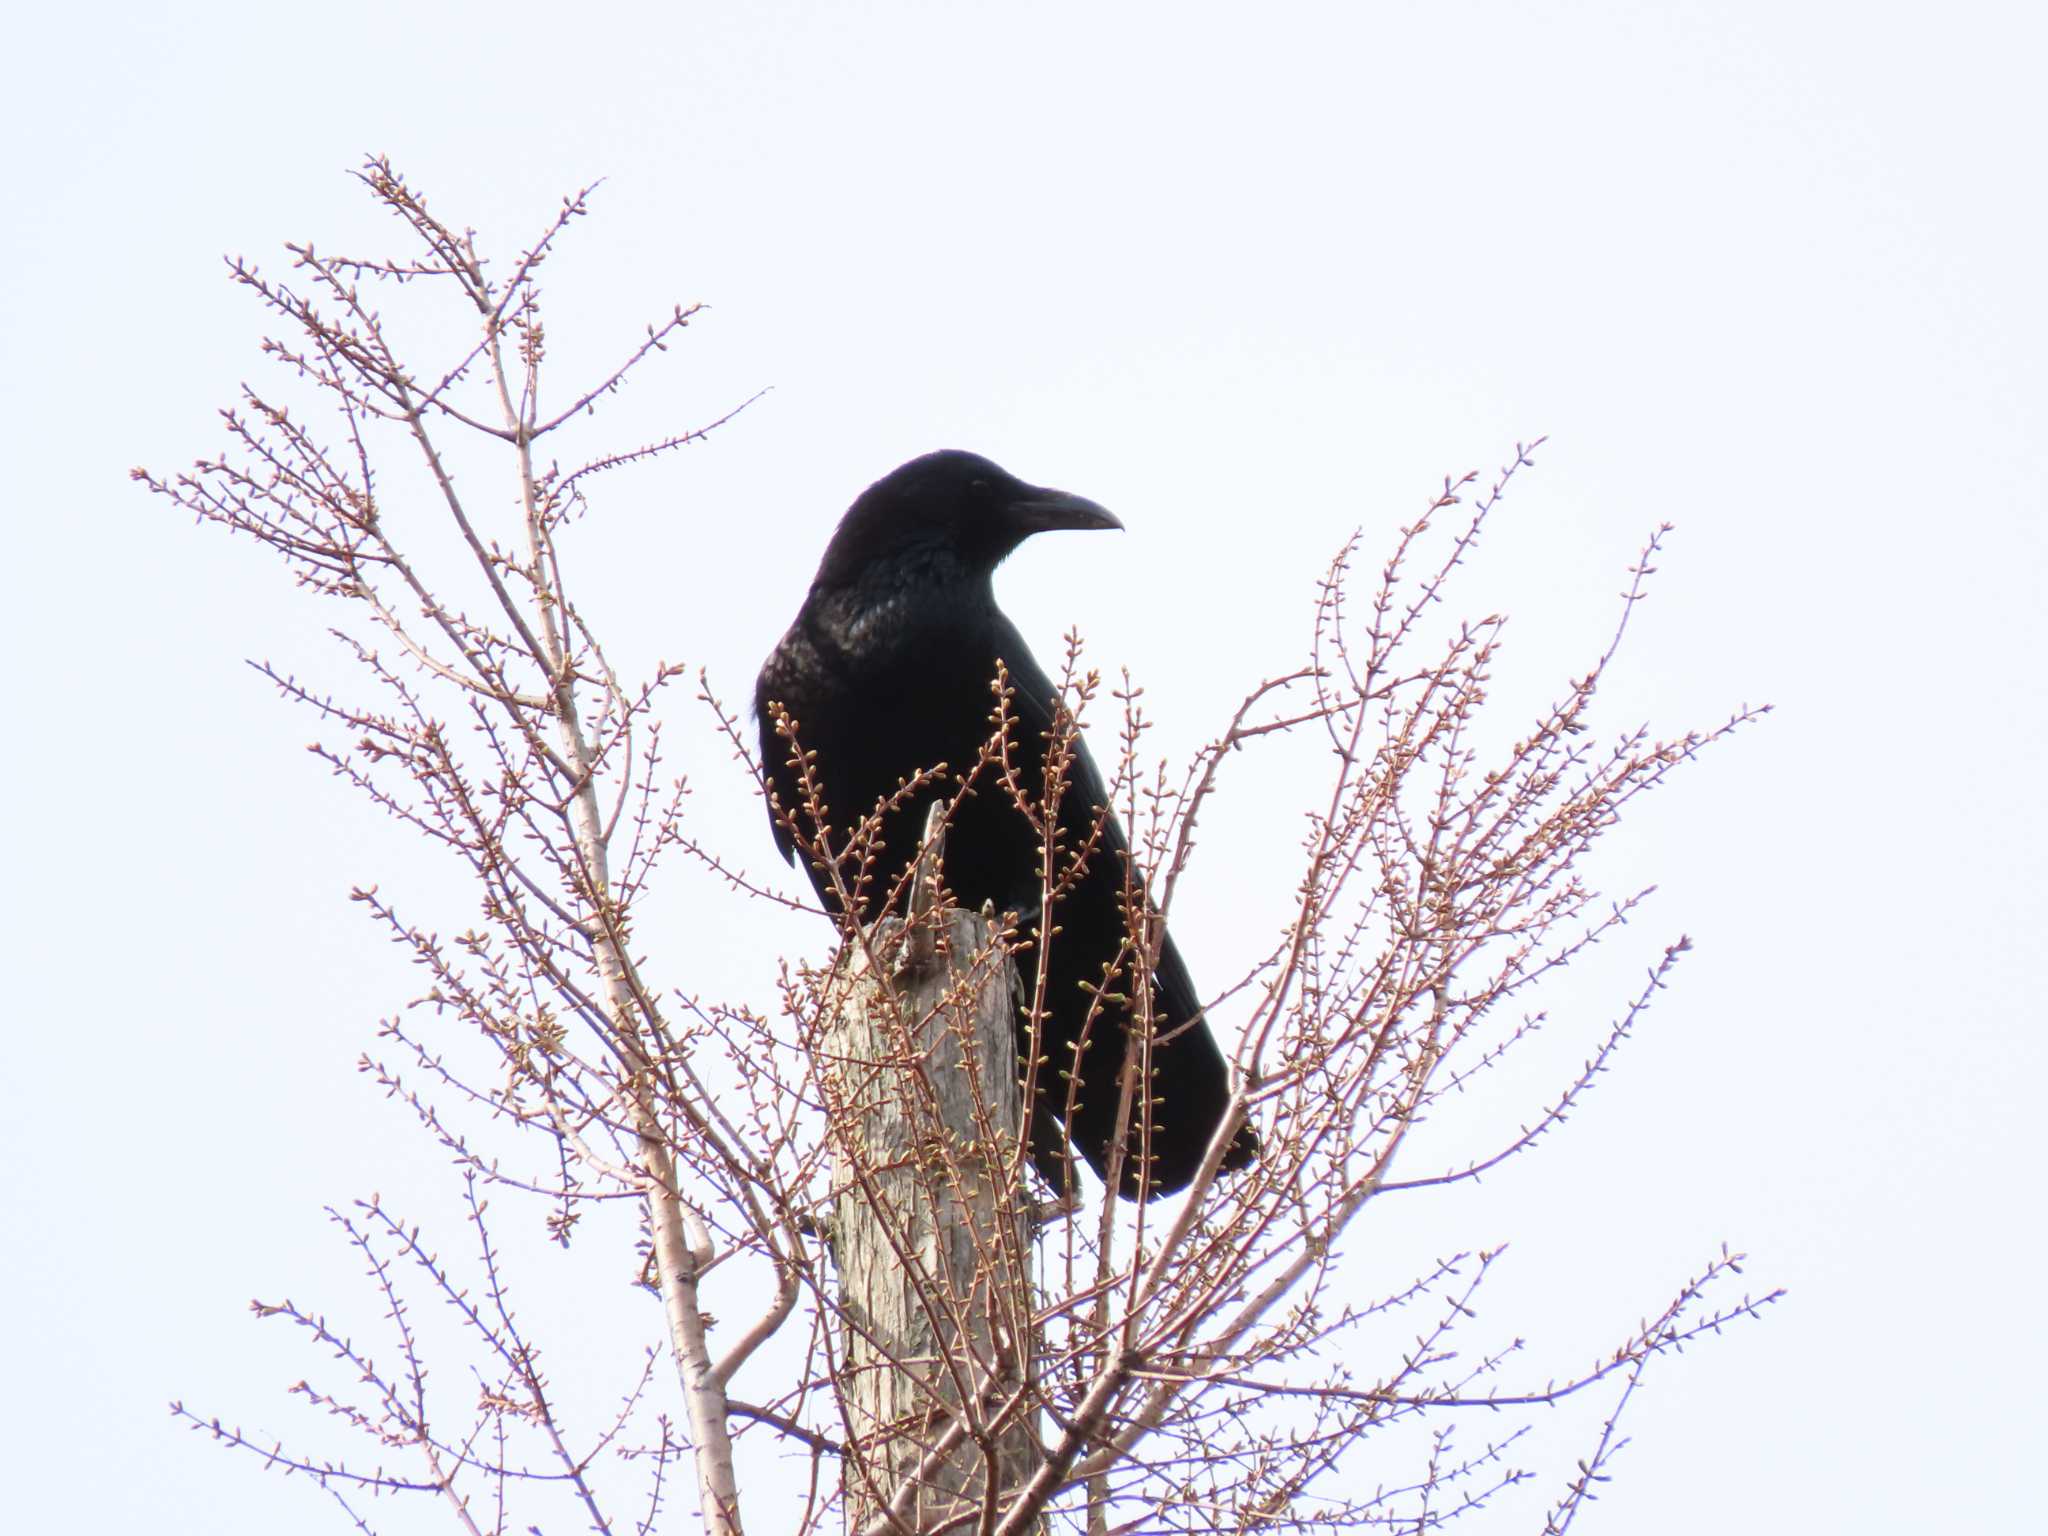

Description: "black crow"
755 449 1254 1198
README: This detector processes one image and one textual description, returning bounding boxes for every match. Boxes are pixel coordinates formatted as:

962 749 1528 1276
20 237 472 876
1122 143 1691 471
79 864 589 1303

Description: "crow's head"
814 450 1121 589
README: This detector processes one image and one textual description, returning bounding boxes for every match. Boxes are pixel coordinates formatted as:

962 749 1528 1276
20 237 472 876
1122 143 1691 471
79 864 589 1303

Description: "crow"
755 449 1254 1199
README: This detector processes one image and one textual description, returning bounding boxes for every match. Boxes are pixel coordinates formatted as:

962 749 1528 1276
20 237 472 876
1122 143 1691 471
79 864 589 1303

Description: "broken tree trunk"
823 809 1042 1535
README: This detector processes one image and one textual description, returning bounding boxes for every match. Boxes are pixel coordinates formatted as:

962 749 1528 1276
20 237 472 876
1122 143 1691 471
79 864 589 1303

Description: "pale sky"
6 2 2043 1531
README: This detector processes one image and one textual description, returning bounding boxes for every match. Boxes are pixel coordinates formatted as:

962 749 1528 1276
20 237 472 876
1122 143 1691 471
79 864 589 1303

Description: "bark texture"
826 902 1040 1535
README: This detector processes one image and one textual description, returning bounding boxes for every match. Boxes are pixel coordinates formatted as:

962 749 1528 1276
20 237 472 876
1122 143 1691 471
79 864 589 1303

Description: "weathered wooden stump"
822 814 1041 1534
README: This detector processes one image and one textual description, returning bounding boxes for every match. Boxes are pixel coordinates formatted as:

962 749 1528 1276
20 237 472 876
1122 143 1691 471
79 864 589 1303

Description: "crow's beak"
1008 487 1123 535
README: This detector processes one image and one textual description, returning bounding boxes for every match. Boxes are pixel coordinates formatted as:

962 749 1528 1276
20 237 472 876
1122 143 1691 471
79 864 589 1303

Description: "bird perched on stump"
755 449 1255 1199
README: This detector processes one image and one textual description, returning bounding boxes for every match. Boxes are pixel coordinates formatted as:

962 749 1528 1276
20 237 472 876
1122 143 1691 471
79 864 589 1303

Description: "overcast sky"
6 2 2043 1531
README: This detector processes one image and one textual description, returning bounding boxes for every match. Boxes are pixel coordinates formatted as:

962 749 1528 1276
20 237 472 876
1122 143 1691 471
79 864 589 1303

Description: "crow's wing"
994 623 1207 1029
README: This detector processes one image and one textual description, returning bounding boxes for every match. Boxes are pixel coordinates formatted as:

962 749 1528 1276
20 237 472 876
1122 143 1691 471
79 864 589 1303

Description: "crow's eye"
968 479 990 494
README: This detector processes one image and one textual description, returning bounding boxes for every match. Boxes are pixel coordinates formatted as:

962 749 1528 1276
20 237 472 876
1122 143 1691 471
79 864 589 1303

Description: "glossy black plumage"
755 450 1254 1199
